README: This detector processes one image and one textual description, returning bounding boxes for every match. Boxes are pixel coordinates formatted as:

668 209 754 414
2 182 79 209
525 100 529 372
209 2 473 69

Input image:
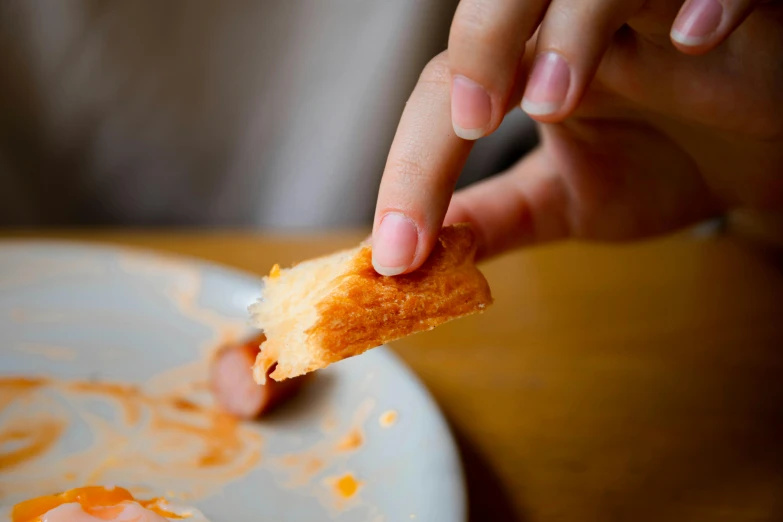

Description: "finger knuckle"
389 157 428 186
453 0 492 34
419 53 451 85
451 0 500 48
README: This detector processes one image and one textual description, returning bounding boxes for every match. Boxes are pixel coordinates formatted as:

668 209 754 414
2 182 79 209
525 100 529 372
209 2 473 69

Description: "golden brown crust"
260 223 493 382
305 223 492 365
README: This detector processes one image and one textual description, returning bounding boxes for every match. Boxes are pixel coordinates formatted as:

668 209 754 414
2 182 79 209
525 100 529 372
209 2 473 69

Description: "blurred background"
0 0 537 230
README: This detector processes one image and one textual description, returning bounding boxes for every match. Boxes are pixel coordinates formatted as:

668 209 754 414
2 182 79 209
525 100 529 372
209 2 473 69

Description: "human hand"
371 0 783 274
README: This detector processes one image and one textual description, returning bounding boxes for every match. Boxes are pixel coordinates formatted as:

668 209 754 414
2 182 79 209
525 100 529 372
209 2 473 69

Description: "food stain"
336 428 363 452
275 453 326 489
116 253 247 352
305 458 324 475
0 378 45 412
379 410 398 428
67 381 143 425
269 398 376 500
153 410 247 468
279 454 300 467
332 473 361 499
0 419 66 472
320 409 338 433
0 376 262 503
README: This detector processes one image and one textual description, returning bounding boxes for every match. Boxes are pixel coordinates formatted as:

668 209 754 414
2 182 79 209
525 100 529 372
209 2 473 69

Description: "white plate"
0 241 466 522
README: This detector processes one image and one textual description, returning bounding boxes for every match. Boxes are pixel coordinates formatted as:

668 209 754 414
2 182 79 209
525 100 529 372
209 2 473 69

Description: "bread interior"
249 246 358 382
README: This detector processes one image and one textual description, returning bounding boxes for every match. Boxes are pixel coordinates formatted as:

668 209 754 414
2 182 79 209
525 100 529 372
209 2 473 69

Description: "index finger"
372 52 473 276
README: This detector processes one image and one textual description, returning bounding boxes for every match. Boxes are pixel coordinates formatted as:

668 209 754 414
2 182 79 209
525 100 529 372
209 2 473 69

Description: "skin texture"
372 0 783 269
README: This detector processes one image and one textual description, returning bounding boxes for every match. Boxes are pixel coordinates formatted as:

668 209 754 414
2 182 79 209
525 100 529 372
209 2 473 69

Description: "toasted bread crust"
264 224 492 381
308 223 491 360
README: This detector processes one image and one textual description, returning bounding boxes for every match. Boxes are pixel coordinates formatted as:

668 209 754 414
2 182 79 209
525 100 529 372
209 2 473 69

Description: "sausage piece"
210 333 307 419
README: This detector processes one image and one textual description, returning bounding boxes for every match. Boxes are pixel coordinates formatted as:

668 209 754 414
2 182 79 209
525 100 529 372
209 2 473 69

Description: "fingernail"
451 75 491 140
521 52 571 117
671 0 723 47
372 213 418 276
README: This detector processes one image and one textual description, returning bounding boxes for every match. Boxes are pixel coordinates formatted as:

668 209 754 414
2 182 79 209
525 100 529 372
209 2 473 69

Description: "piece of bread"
248 223 493 383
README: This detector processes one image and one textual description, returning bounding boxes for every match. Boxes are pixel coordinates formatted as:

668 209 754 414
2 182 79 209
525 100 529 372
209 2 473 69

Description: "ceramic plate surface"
0 241 466 522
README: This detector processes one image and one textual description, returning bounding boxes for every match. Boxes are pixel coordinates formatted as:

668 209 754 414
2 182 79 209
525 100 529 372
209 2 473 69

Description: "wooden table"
4 230 783 522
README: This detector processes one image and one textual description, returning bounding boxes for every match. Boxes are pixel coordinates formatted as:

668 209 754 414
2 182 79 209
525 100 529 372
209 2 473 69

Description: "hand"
371 0 783 274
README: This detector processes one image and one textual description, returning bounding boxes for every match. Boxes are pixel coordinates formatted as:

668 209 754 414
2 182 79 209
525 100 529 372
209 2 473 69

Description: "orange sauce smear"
11 486 185 522
0 375 261 499
379 410 398 428
0 419 65 472
304 458 323 475
0 377 46 411
152 410 245 468
0 378 63 472
335 428 363 452
66 381 143 424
